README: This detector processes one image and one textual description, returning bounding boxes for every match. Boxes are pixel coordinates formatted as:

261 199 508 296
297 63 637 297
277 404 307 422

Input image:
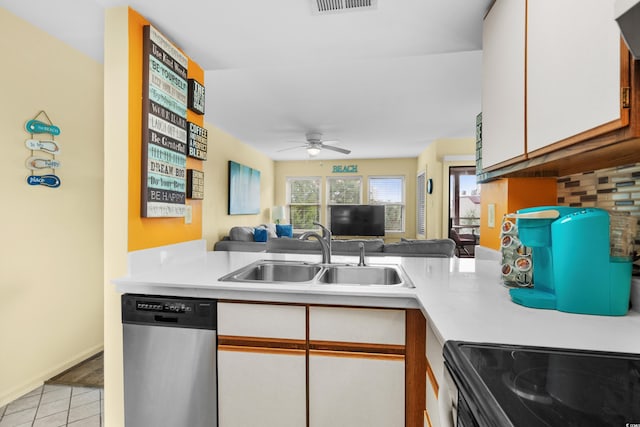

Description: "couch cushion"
276 224 294 238
229 226 255 242
383 239 455 257
266 238 322 254
254 227 268 242
331 239 384 254
213 240 266 252
259 223 278 239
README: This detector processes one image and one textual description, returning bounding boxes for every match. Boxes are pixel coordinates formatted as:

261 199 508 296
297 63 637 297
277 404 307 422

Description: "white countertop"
113 240 640 354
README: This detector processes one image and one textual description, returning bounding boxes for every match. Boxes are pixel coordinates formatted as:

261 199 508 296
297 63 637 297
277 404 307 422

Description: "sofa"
213 226 456 258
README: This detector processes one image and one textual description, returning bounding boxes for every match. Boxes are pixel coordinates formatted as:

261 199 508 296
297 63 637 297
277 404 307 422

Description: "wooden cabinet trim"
309 349 405 361
424 409 433 427
426 358 439 398
218 335 306 350
219 344 306 356
406 309 427 427
309 340 404 355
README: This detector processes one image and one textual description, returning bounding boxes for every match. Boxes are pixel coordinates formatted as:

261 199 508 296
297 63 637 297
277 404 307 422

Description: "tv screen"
330 205 385 237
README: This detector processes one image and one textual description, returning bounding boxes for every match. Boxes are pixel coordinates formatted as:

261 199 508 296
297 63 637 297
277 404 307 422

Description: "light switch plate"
184 205 193 224
488 203 496 228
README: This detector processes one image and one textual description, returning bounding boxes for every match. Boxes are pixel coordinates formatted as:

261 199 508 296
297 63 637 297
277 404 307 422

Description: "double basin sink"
219 260 414 288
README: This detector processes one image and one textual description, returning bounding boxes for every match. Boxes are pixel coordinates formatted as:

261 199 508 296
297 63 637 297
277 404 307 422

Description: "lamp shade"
271 205 287 224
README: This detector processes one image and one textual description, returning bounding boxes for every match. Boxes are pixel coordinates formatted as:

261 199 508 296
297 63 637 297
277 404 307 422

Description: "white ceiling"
1 0 491 160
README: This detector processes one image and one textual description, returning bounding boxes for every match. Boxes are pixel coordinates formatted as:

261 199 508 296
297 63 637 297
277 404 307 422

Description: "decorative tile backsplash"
557 163 640 251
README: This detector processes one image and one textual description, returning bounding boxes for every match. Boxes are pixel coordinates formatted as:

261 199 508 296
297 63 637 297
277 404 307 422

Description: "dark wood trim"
305 305 310 427
426 358 439 398
309 349 405 361
218 345 306 356
309 340 405 355
405 309 426 427
218 335 306 350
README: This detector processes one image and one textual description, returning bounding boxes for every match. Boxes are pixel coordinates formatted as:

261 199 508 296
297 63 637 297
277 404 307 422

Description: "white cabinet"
481 0 526 168
218 349 306 427
424 321 444 427
218 303 416 427
308 306 407 427
217 302 307 427
527 0 622 152
309 352 405 427
482 0 629 174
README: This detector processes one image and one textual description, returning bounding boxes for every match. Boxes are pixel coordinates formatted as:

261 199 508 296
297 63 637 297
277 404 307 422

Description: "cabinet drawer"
218 302 306 340
309 306 405 345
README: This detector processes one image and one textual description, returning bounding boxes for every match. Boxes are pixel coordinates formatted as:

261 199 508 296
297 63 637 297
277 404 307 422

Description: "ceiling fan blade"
321 144 351 154
277 144 307 152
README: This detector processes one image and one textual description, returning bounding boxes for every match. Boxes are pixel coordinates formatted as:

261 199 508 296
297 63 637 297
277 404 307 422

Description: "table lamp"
271 206 287 224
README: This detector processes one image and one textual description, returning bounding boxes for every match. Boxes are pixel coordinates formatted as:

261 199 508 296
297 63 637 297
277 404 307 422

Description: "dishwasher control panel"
122 294 217 330
136 300 193 313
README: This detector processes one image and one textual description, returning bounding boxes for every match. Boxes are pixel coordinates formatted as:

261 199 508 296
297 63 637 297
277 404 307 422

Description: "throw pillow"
229 226 254 242
260 223 278 239
276 224 293 238
253 227 268 242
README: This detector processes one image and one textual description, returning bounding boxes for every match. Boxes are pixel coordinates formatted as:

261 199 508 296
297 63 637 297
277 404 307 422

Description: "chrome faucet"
299 221 332 264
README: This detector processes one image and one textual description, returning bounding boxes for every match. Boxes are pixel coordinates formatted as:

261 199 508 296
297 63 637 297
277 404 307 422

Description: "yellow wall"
416 138 476 239
274 158 416 241
0 8 104 406
202 126 275 248
104 8 275 425
479 178 557 250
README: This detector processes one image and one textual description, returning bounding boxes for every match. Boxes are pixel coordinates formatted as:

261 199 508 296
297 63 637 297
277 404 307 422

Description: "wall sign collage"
141 25 207 218
24 110 62 189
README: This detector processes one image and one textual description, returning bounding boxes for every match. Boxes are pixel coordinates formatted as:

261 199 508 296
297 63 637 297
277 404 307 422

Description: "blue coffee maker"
509 206 633 316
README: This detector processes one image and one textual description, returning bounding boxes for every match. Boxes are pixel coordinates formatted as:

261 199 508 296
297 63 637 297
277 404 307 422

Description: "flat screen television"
330 205 385 237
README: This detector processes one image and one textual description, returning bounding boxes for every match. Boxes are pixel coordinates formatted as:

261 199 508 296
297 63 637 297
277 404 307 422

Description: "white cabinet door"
527 0 621 153
481 0 526 168
425 321 444 427
218 348 306 427
218 302 306 339
309 352 405 427
309 306 405 345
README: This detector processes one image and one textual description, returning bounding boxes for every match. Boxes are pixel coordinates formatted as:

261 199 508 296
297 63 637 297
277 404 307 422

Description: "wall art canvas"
228 161 260 215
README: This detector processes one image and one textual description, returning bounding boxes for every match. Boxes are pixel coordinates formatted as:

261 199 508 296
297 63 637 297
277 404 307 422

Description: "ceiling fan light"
307 147 321 157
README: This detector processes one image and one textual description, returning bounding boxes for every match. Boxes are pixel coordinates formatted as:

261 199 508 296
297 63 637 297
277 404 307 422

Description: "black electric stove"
442 341 640 427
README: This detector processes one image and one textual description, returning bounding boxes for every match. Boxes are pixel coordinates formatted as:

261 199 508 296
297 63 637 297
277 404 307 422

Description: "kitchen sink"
218 260 322 283
219 260 413 288
317 265 404 286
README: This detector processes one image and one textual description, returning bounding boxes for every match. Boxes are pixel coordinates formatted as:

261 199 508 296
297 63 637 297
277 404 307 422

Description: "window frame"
368 175 406 233
416 172 426 236
286 176 322 232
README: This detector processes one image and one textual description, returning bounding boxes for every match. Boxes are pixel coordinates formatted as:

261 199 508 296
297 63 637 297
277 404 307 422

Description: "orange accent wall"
127 8 203 251
479 178 557 250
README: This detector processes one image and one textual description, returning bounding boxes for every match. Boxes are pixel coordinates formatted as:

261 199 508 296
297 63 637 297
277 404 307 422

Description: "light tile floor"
0 385 103 427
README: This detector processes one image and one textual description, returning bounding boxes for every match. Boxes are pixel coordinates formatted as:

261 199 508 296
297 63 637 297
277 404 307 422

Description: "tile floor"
0 385 103 427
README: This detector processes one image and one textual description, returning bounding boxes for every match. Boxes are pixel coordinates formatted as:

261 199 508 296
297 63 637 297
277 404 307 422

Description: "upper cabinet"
481 0 638 178
481 0 526 168
527 0 624 153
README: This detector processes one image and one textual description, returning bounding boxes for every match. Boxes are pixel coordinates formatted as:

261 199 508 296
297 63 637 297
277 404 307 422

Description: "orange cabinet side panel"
480 178 557 250
127 7 204 252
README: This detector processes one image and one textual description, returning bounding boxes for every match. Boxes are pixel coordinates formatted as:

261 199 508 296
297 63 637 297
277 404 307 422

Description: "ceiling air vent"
313 0 378 14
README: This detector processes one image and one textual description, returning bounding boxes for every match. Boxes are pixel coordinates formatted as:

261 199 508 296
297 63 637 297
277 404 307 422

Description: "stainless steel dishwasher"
121 294 217 427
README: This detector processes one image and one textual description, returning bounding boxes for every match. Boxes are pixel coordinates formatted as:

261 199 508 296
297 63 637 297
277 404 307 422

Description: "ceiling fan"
279 132 351 157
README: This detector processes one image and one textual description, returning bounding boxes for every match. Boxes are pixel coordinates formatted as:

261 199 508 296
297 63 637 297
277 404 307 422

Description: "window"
287 177 321 230
416 172 426 235
327 177 362 205
448 166 480 238
369 176 405 232
327 176 363 230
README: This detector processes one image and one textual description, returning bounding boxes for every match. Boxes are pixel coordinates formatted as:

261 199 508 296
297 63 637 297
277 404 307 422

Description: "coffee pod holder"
500 213 533 288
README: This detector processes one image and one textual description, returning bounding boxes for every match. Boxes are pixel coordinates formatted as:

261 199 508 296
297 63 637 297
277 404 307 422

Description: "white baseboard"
0 343 104 407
